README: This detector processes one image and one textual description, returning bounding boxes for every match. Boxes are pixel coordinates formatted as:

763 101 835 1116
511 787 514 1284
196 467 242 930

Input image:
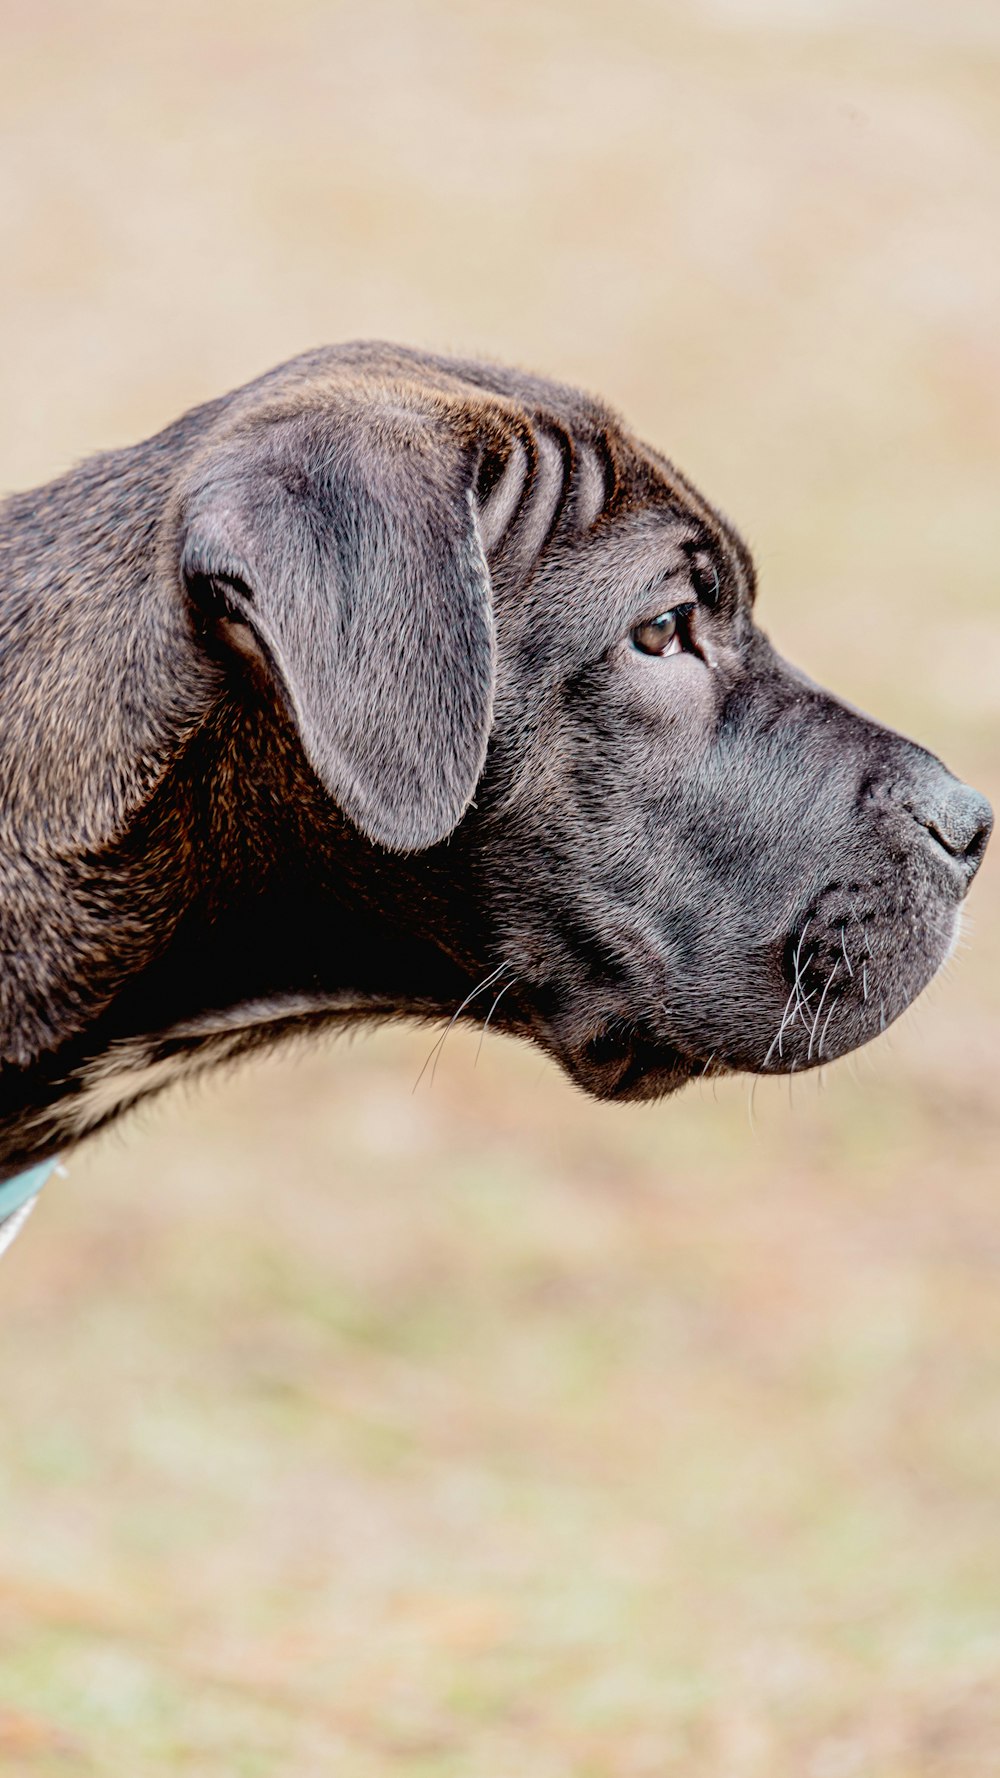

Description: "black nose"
915 778 993 879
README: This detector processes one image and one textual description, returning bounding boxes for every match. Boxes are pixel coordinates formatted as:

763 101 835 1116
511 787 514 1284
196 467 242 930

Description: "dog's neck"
0 790 476 1174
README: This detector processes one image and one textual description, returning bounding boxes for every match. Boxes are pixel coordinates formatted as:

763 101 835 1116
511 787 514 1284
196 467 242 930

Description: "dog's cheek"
613 647 717 727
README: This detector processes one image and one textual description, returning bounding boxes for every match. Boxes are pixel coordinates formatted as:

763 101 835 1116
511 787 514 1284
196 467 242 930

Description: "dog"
0 342 991 1183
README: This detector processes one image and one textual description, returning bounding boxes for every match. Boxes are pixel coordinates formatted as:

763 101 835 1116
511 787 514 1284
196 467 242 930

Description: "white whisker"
412 960 511 1091
764 983 799 1069
475 977 519 1063
807 963 839 1062
818 994 840 1059
839 927 854 977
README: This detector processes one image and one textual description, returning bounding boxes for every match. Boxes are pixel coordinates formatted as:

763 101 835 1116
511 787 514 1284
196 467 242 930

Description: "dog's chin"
550 1027 716 1103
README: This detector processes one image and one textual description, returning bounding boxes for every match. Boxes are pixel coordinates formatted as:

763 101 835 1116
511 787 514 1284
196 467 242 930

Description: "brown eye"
631 607 685 656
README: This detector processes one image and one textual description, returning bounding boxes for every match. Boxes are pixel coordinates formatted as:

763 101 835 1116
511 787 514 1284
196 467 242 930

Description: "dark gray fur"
0 343 991 1177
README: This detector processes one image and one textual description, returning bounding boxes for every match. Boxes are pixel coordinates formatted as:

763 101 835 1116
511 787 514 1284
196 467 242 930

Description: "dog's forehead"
248 340 619 429
226 343 619 464
218 343 756 606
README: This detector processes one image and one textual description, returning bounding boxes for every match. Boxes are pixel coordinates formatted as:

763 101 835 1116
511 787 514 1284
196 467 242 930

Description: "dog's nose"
913 776 993 880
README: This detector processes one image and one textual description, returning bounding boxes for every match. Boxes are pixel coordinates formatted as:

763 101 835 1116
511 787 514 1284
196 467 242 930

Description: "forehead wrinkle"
477 434 530 553
571 440 611 531
498 425 570 584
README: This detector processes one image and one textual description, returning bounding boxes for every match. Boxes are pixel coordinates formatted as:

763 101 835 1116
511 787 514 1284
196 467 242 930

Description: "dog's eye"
630 604 692 657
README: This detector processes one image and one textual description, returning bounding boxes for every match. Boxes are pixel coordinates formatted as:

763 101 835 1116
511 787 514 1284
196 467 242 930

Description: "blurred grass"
1 2 999 1773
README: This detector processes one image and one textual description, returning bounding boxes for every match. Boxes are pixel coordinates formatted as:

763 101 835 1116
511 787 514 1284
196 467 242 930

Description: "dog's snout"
913 776 993 879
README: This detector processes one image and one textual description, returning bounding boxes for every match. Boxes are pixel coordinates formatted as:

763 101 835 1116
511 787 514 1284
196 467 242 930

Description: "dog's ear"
179 405 495 852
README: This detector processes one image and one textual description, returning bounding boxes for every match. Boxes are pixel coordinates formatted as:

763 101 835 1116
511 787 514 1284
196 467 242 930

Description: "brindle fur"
0 343 991 1179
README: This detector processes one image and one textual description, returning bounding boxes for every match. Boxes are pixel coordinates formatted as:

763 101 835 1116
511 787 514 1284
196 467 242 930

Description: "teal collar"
0 1157 60 1255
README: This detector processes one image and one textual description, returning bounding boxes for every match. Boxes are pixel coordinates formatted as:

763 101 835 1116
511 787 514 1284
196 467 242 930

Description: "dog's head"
0 343 990 1163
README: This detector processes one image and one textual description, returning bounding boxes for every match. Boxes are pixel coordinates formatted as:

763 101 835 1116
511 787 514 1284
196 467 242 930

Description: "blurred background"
1 2 999 1773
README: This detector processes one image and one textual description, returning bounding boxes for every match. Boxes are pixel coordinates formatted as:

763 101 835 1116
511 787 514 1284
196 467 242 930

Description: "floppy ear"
179 405 496 852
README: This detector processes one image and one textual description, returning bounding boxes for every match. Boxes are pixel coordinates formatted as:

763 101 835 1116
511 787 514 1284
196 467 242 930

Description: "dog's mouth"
524 873 966 1101
755 882 965 1076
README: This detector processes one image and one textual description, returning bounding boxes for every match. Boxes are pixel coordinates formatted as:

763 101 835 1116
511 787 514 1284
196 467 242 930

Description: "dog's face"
0 343 990 1165
465 435 990 1100
478 528 989 1100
